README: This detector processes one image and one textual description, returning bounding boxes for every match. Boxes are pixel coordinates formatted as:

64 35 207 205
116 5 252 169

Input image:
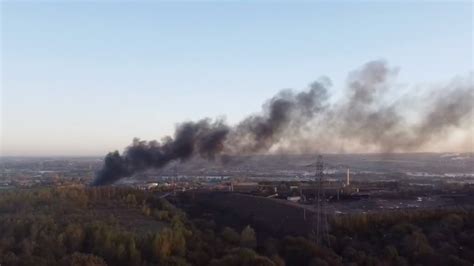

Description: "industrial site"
3 152 473 239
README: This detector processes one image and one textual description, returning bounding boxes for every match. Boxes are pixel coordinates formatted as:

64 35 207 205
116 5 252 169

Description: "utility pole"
313 155 330 245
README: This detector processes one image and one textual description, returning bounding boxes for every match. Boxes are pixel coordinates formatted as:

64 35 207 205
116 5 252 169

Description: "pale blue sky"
1 1 472 156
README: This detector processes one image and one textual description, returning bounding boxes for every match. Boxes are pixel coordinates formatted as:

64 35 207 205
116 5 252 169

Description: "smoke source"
93 60 473 185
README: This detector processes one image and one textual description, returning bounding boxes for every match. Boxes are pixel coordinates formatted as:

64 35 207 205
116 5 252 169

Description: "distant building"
231 182 259 192
287 196 301 202
145 183 159 189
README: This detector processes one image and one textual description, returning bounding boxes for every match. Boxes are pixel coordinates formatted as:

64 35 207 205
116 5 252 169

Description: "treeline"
0 186 190 266
188 208 474 266
328 210 474 265
0 187 473 265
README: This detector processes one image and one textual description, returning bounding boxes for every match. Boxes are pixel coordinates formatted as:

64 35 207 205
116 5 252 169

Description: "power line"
313 155 330 246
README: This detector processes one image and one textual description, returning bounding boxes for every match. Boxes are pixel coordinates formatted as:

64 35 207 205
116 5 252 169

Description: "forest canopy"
0 187 473 266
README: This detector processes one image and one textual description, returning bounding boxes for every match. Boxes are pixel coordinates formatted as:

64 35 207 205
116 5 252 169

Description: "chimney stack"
346 168 350 186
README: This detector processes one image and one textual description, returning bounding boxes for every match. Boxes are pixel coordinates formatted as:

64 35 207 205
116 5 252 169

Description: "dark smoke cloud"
93 119 229 186
226 79 329 154
93 60 473 185
334 60 407 151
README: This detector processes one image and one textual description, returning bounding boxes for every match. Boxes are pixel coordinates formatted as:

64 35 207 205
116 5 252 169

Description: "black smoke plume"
93 60 473 185
92 119 229 186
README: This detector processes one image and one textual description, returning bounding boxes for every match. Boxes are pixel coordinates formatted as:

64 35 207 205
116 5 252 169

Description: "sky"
1 1 473 156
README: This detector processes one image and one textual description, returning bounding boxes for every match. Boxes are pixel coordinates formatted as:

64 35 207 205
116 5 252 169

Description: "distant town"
2 153 473 218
